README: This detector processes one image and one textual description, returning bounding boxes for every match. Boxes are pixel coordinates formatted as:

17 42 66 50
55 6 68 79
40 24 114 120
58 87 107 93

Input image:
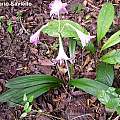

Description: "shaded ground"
0 0 120 119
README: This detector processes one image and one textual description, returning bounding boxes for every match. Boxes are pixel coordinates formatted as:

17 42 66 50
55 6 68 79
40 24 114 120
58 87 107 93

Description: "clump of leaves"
69 2 120 115
0 75 62 105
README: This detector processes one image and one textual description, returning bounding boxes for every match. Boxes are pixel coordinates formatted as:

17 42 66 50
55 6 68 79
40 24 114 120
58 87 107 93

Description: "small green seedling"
7 20 13 33
16 12 22 20
71 4 84 13
0 16 3 28
20 94 34 119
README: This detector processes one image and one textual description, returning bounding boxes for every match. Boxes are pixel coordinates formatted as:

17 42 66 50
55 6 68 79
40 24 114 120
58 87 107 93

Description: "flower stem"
58 13 61 32
70 63 74 80
65 60 71 80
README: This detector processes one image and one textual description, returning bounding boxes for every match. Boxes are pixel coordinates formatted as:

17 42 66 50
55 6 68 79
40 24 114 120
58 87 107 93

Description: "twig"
107 111 115 120
71 113 95 120
32 110 64 120
19 17 30 35
114 115 120 120
87 2 100 11
41 112 64 120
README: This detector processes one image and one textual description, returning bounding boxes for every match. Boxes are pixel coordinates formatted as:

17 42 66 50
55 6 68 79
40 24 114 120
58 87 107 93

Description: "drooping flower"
30 24 48 46
56 42 69 61
54 34 71 78
30 29 40 46
66 23 95 47
76 31 95 48
55 34 70 64
49 0 68 17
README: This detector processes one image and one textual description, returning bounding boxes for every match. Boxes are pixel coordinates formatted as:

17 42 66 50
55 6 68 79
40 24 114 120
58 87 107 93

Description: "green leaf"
106 87 118 97
69 38 76 58
100 49 120 64
0 82 60 104
0 16 3 28
77 40 96 53
7 20 13 33
106 98 120 109
0 16 3 22
69 78 109 96
85 42 96 54
96 62 114 86
101 30 120 51
42 20 96 52
0 89 18 102
24 102 29 111
97 89 120 109
115 88 120 95
97 90 110 104
28 96 34 103
116 106 120 114
97 87 120 114
25 105 32 113
42 20 88 38
14 84 58 104
97 3 114 41
16 12 22 18
6 74 61 88
8 101 20 107
23 93 27 102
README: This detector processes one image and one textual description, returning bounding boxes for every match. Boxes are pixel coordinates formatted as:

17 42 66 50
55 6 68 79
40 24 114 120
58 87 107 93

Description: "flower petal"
49 0 68 17
55 34 70 64
30 30 40 46
66 23 95 47
30 23 48 46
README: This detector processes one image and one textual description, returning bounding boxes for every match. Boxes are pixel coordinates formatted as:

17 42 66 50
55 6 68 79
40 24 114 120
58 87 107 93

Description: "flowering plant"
1 0 120 117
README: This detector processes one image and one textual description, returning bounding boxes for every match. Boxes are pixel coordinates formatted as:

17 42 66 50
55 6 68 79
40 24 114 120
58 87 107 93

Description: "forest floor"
0 0 120 120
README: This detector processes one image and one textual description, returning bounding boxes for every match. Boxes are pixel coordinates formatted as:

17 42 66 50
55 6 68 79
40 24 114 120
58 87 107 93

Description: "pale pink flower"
54 34 71 79
49 0 68 17
66 23 95 47
55 34 70 64
30 30 40 46
30 24 48 46
56 42 69 61
76 31 95 48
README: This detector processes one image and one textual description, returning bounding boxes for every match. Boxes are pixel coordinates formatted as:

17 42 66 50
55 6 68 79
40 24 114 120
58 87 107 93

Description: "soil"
0 0 120 120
